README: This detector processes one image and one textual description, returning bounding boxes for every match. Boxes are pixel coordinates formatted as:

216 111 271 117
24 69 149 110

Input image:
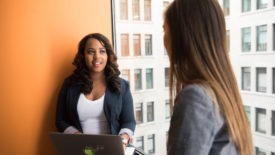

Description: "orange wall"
0 0 112 154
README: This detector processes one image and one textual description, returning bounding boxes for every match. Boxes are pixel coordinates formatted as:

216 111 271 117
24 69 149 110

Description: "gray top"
167 84 239 155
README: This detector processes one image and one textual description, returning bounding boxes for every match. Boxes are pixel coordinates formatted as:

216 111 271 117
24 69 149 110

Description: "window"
120 0 128 20
273 24 275 50
136 136 144 150
144 0 151 21
226 30 230 51
244 105 251 124
241 27 251 52
147 134 155 154
256 108 266 133
241 67 251 90
223 0 230 16
272 111 275 135
273 68 275 94
135 103 143 124
163 1 170 10
121 34 129 56
255 147 266 155
165 68 169 87
257 0 268 9
257 25 267 51
134 69 142 90
146 68 153 89
165 100 171 119
147 102 154 122
145 34 152 55
121 69 130 82
133 34 141 56
132 0 140 20
256 68 267 92
242 0 251 12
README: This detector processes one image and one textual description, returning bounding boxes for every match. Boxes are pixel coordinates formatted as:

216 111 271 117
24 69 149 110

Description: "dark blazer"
55 77 136 135
167 84 238 155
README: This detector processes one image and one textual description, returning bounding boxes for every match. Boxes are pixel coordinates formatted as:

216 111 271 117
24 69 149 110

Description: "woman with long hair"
164 0 253 154
55 33 135 149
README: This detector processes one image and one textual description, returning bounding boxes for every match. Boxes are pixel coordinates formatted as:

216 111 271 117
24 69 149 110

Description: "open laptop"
50 132 125 155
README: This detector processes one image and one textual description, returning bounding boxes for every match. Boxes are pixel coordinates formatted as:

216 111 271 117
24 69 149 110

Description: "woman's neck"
90 72 105 83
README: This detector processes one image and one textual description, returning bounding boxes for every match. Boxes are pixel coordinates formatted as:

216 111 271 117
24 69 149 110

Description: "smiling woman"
55 33 136 151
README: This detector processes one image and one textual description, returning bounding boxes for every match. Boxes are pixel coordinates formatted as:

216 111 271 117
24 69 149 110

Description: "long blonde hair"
165 0 253 154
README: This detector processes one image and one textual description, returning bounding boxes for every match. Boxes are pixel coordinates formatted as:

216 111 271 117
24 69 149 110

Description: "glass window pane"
256 108 266 133
256 68 267 92
242 0 251 12
257 25 267 51
134 69 142 90
144 0 151 21
241 67 251 90
147 102 154 122
145 34 152 55
147 134 155 153
255 147 266 155
135 103 143 124
121 69 130 82
132 0 140 20
121 34 129 56
244 105 251 124
133 34 141 56
223 0 230 16
120 0 128 20
165 68 169 87
136 136 144 150
272 111 275 135
257 0 268 9
273 68 275 94
146 68 153 89
242 27 251 52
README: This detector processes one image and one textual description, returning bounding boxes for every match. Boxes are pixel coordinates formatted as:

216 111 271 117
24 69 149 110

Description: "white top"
77 93 111 134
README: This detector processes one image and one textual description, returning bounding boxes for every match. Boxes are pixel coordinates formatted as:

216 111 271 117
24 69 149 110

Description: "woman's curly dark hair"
70 33 121 94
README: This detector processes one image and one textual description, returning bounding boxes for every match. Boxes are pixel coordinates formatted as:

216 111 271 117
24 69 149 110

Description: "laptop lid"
50 132 125 155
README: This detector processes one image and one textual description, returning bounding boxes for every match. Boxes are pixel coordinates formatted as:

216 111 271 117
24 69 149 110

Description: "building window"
257 0 268 9
134 69 142 90
256 108 266 134
242 0 251 12
147 134 155 154
272 111 275 136
135 103 143 124
120 0 128 20
121 69 130 82
121 34 129 56
133 34 141 56
136 136 144 150
244 105 251 124
145 34 152 55
132 0 140 20
223 0 230 16
163 1 170 11
273 68 275 94
255 147 266 155
165 100 171 119
273 24 275 50
257 25 267 51
165 68 169 87
146 68 153 89
144 0 151 21
147 102 154 122
241 67 251 91
256 68 267 93
226 30 230 51
241 27 251 52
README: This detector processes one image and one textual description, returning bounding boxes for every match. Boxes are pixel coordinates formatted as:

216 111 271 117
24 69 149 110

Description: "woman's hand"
120 133 130 151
